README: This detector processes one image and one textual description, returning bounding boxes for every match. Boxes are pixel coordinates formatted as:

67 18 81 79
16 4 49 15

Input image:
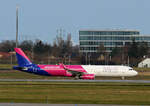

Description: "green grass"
0 64 14 70
0 82 150 104
0 64 149 104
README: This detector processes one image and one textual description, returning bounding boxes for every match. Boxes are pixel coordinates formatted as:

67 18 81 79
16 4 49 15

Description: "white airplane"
13 48 138 80
78 65 138 80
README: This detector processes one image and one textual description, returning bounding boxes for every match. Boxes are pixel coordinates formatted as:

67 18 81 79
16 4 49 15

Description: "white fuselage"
81 65 138 77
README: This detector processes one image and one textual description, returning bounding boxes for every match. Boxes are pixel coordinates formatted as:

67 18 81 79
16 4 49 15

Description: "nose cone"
133 70 138 76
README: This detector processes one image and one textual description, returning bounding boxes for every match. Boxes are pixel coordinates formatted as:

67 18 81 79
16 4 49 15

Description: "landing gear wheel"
121 76 125 80
74 76 79 80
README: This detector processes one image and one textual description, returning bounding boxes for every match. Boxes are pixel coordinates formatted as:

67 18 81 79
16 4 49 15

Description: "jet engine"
80 74 95 80
65 71 72 77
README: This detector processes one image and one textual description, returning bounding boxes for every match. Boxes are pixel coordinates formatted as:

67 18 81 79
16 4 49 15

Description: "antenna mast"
16 5 19 48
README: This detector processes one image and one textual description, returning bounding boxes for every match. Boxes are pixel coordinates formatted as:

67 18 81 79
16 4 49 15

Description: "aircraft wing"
59 63 85 76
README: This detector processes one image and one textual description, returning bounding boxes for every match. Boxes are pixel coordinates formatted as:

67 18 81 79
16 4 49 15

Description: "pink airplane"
13 48 138 80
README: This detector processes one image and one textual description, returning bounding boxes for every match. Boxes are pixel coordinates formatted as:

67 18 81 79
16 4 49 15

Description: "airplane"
13 48 138 80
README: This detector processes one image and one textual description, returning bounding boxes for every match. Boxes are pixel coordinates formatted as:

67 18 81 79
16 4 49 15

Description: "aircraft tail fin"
14 48 32 66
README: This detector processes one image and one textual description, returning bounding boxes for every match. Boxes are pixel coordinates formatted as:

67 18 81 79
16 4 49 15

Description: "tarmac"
0 79 150 83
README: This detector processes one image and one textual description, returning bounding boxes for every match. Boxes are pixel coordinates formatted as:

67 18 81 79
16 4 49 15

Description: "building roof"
139 58 150 64
79 29 140 32
0 52 11 58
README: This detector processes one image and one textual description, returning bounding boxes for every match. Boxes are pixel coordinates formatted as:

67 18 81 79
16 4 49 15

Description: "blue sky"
0 0 150 44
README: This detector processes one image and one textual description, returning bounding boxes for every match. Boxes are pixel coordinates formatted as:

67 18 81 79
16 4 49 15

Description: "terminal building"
79 29 150 53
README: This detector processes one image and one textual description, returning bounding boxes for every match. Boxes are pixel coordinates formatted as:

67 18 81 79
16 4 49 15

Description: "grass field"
0 64 150 104
0 82 150 105
0 64 14 70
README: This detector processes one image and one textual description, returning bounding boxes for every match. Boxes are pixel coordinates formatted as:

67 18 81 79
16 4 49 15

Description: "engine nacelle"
80 74 95 80
65 71 72 77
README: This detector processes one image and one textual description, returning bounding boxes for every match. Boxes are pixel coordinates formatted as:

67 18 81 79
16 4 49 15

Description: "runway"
0 79 150 83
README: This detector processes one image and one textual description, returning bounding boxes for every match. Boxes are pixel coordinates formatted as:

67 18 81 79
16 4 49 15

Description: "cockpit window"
129 69 133 71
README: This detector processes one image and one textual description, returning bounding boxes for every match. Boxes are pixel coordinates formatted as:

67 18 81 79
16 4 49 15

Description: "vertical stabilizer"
14 48 32 66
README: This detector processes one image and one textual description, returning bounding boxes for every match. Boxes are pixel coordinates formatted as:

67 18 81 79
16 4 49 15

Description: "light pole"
88 54 90 65
69 55 71 65
128 56 130 66
16 5 19 48
86 52 87 65
122 41 125 65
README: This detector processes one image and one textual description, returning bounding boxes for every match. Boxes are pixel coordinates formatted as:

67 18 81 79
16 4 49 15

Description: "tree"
65 33 73 56
97 43 105 55
138 42 149 58
0 40 16 52
110 47 122 65
55 35 65 57
72 45 79 58
19 40 34 51
110 46 120 57
53 33 73 58
96 43 106 64
128 39 139 58
33 39 51 55
33 40 51 63
51 40 59 57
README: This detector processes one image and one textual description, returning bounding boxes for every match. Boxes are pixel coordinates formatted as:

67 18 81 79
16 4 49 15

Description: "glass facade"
79 30 150 53
79 30 140 35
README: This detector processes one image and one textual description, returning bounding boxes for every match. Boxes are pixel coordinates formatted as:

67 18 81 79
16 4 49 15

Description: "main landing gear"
121 76 125 80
